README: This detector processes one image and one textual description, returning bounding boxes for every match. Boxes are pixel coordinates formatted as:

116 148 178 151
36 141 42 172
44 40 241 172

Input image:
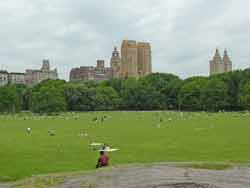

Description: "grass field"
0 111 250 182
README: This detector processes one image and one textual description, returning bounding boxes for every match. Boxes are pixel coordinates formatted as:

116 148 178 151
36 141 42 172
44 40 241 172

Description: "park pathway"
2 165 250 188
58 165 250 188
0 183 10 188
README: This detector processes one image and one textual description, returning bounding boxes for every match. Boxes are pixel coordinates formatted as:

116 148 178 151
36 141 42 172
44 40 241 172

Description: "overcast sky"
0 0 250 80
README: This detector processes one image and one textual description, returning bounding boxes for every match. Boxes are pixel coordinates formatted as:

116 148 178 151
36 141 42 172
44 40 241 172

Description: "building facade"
137 42 152 76
70 40 152 81
119 40 152 78
223 50 232 73
8 72 25 85
0 70 9 86
70 66 95 81
121 40 138 78
95 60 113 81
25 60 58 86
70 60 112 82
110 47 121 78
210 49 233 76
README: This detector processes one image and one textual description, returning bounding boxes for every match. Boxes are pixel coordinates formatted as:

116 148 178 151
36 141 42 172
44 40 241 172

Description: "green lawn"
0 111 250 181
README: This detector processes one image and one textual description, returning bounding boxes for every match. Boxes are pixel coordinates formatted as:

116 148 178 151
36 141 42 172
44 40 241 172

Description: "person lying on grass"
96 151 109 168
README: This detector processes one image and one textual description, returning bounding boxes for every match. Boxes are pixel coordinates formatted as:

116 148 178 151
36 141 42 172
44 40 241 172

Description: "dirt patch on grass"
4 164 250 188
0 183 10 188
151 183 219 188
57 165 250 188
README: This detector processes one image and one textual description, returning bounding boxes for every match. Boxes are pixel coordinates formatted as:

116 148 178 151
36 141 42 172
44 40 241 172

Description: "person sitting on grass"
96 151 109 168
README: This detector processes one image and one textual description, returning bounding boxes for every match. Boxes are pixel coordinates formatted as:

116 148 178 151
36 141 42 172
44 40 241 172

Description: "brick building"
25 60 58 86
70 60 112 82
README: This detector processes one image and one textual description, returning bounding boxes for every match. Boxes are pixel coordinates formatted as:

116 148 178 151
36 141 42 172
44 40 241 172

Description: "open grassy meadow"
0 111 250 182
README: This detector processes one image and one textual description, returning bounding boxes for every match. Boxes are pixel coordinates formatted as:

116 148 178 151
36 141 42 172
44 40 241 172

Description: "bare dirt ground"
58 165 250 188
0 183 10 188
2 165 250 188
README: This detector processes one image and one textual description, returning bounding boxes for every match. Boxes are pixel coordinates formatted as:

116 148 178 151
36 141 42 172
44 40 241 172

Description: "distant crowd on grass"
1 68 250 114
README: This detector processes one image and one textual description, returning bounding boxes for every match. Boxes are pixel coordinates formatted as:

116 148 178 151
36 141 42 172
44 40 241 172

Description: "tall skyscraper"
119 40 152 78
210 49 232 76
121 40 138 78
137 42 152 76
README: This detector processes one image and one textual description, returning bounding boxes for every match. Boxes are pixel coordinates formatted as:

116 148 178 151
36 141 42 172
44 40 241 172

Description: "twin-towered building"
70 40 152 82
210 49 232 76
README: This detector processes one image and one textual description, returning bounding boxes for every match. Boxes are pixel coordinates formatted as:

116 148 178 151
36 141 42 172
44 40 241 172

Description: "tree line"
1 68 250 114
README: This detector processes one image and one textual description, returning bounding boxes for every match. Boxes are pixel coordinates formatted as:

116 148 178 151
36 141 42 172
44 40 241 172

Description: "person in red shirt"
96 151 109 168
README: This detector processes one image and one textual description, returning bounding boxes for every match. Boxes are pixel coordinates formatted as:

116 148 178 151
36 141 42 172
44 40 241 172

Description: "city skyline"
1 1 250 80
70 40 152 82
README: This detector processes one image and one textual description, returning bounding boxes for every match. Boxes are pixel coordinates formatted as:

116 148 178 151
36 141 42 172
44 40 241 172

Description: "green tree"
138 73 182 110
101 78 124 96
203 79 230 111
65 84 96 111
0 85 19 113
121 78 162 110
93 86 120 110
178 77 208 111
14 84 28 111
31 80 66 113
227 72 242 110
239 83 250 110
